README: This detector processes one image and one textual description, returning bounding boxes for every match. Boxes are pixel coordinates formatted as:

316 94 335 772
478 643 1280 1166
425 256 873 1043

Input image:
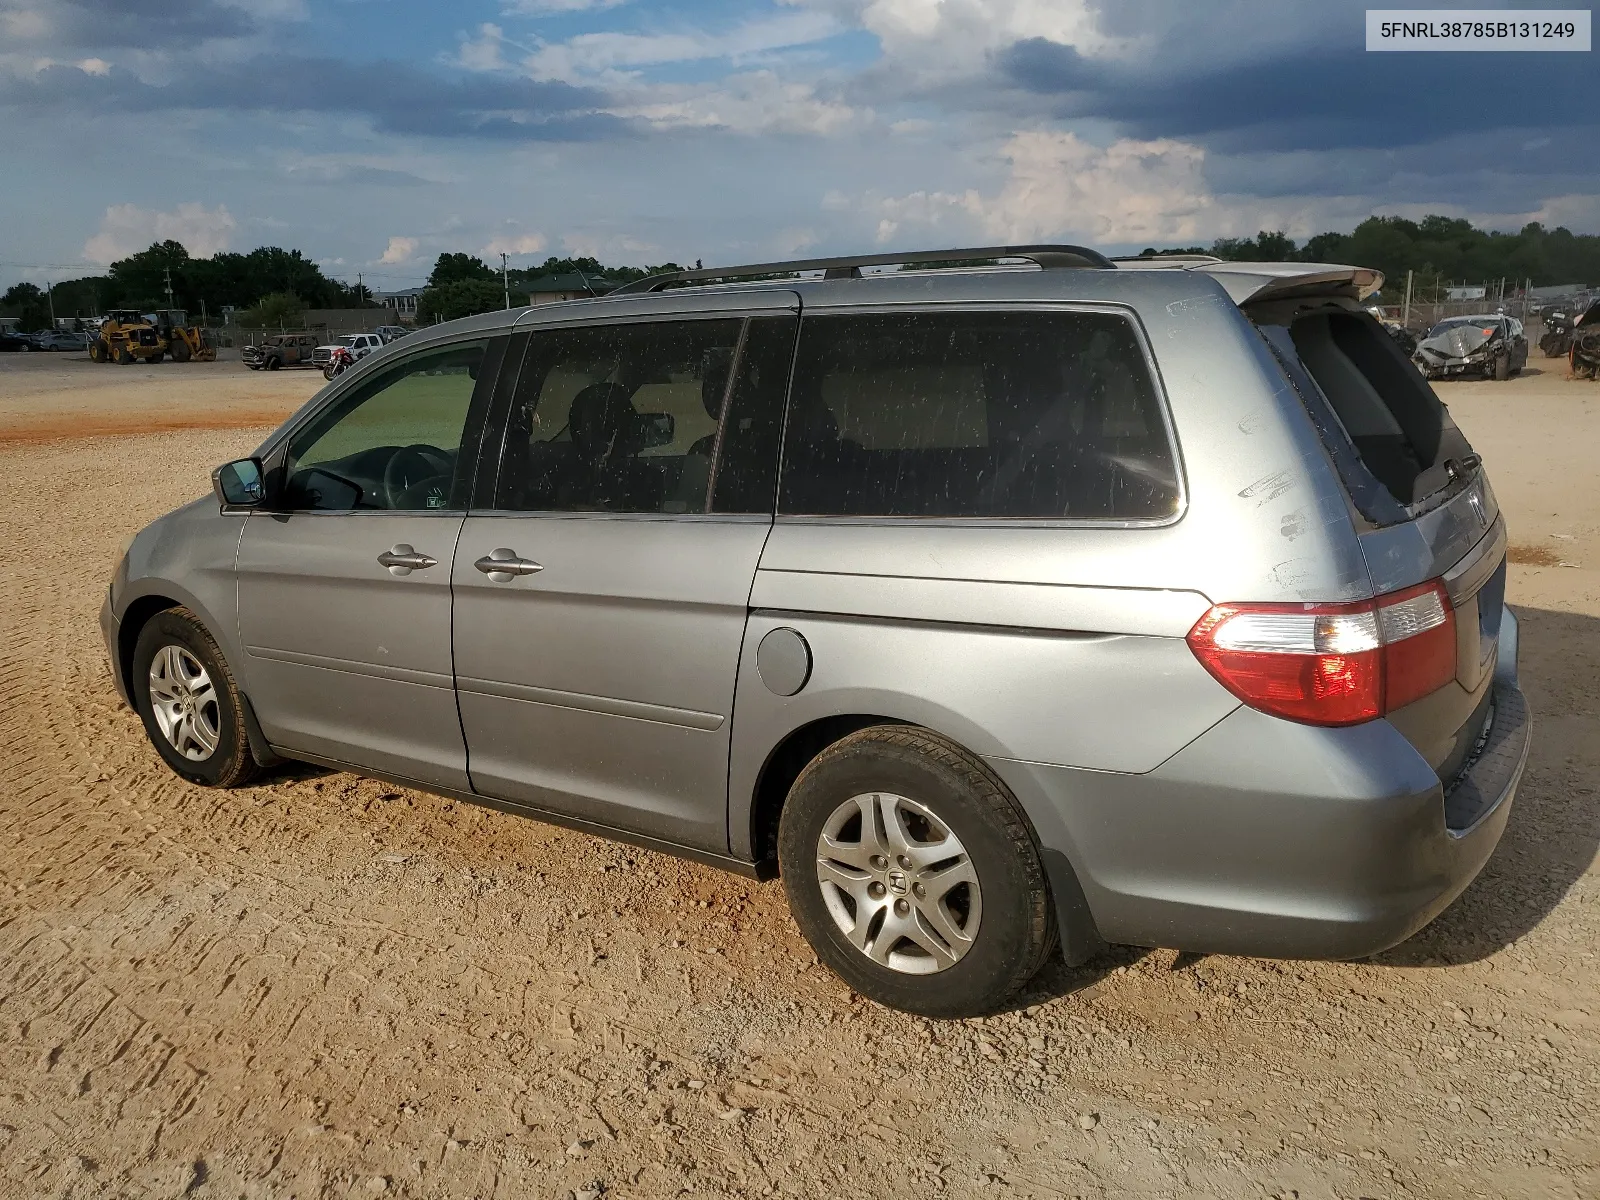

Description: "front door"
237 337 498 789
453 308 795 853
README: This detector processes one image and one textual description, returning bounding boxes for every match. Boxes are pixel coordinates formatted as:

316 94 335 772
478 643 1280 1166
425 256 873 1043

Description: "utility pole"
501 252 510 310
163 266 175 311
47 281 55 326
1402 269 1413 328
356 270 365 305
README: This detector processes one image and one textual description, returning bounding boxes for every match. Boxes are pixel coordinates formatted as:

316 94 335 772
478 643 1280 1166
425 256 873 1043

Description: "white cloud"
874 131 1213 245
76 57 110 75
980 131 1212 242
611 70 862 135
458 23 508 72
378 236 420 265
82 202 236 263
482 233 548 257
524 10 838 82
795 0 1125 77
0 7 48 39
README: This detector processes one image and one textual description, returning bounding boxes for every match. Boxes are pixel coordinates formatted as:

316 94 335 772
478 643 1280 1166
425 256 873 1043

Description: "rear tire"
170 340 191 363
131 608 259 788
777 725 1056 1018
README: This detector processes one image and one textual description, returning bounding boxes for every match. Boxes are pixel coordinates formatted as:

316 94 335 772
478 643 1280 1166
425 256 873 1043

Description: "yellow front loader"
89 310 165 364
88 309 215 364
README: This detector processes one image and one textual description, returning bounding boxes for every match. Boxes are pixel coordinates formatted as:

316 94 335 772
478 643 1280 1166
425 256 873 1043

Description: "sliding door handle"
377 544 438 575
474 549 544 581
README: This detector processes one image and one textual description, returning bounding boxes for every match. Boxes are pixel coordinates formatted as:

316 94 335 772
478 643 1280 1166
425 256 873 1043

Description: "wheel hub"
814 792 982 976
147 644 221 762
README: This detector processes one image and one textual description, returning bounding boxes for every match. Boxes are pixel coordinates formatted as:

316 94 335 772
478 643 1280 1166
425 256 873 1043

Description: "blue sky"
1 0 1596 292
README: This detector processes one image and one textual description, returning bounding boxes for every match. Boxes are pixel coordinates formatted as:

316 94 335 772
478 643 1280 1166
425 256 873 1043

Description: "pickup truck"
311 332 385 368
242 332 321 370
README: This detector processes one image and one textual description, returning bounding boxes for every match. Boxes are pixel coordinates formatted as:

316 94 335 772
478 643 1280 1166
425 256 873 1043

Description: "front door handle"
474 548 544 582
377 544 438 576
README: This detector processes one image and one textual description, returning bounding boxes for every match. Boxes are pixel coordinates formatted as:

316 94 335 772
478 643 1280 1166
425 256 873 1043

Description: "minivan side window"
778 310 1179 520
281 339 488 511
495 318 750 514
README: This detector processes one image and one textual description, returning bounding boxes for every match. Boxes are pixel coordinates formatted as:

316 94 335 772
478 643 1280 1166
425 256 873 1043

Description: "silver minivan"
103 246 1531 1017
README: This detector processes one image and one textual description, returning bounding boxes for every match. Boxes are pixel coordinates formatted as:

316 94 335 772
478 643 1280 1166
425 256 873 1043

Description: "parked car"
1571 302 1600 379
104 246 1529 1018
1539 309 1574 358
1366 307 1419 356
311 333 385 370
242 332 321 370
1413 313 1528 380
30 329 90 351
0 328 33 352
373 325 411 344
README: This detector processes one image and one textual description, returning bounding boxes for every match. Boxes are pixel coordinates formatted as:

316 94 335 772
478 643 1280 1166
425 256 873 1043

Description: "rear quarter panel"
727 273 1375 860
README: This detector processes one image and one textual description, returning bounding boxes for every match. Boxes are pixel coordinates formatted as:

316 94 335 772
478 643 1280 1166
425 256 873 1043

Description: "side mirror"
639 412 675 449
213 457 265 507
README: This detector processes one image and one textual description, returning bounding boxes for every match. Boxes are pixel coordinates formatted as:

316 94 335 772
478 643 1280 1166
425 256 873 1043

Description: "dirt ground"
0 352 1595 1200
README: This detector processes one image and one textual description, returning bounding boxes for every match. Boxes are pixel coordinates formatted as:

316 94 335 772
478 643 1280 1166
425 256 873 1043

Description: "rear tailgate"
1236 268 1506 785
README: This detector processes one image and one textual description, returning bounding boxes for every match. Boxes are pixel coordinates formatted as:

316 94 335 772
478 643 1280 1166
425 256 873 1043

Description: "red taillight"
1187 580 1456 726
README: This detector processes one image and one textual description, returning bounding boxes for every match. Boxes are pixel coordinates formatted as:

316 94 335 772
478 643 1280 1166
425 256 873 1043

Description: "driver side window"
282 339 488 511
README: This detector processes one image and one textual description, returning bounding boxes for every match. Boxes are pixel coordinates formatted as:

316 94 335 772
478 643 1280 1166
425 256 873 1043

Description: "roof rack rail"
610 244 1117 295
1110 253 1226 265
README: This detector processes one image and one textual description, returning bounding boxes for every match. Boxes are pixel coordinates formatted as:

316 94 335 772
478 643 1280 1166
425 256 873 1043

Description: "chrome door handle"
377 544 438 576
474 549 544 581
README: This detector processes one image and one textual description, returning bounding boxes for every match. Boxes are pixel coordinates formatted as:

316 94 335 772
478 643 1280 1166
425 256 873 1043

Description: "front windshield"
338 336 360 347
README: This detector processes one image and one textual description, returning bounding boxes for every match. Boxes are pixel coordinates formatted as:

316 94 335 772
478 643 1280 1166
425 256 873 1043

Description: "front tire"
1492 353 1510 381
132 608 259 788
778 726 1056 1018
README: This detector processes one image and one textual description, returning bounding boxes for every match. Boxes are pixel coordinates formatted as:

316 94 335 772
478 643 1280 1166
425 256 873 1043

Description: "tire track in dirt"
0 429 1595 1199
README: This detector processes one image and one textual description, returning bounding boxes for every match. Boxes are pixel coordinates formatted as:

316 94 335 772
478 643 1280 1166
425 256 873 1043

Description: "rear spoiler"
1120 258 1384 304
1193 263 1385 305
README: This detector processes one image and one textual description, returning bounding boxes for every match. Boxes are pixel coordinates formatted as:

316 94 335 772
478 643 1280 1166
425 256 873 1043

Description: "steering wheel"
382 444 453 508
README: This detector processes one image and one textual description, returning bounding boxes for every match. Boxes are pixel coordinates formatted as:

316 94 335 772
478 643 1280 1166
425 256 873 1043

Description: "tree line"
415 252 689 323
0 241 366 331
1146 215 1600 301
5 214 1595 331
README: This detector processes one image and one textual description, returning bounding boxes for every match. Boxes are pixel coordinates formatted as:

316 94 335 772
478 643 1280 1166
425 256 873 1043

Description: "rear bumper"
990 677 1531 961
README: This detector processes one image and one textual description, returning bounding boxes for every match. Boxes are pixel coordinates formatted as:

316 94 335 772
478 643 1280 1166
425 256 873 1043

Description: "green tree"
0 282 52 331
427 253 496 288
235 292 307 329
417 278 519 323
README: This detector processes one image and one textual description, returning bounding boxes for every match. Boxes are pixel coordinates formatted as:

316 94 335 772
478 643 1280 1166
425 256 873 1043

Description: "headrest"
569 381 644 463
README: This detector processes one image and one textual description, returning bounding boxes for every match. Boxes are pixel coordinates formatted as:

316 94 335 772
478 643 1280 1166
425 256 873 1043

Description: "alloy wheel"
147 644 221 761
814 791 982 974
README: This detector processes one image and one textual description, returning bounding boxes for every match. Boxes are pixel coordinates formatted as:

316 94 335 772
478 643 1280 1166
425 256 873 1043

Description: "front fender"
114 497 247 687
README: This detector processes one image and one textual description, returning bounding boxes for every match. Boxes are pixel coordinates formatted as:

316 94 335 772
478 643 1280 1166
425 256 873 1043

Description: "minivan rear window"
1259 312 1475 512
778 310 1179 520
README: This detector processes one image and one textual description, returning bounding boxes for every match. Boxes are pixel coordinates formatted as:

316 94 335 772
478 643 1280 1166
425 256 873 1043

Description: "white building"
372 288 425 322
